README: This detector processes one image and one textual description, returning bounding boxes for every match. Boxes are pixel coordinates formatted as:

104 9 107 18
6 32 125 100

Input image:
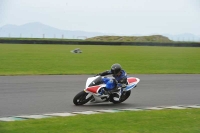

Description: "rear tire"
120 90 131 103
73 91 93 106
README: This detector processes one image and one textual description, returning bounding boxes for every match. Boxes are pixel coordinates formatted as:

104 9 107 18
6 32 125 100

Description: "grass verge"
0 109 200 133
0 44 200 75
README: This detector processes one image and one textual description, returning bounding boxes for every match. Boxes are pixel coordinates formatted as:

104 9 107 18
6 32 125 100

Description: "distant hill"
0 22 104 39
86 35 173 42
0 22 199 42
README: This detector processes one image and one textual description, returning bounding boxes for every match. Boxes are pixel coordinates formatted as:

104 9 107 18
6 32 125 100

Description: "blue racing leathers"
99 70 128 91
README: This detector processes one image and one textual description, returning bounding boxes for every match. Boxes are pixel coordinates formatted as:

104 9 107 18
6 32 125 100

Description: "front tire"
73 91 93 106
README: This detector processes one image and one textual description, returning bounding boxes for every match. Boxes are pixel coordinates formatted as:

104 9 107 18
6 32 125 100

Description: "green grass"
0 44 200 75
0 109 200 133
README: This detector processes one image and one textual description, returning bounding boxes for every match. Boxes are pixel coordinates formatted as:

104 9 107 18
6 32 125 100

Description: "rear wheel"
73 91 93 105
120 90 131 103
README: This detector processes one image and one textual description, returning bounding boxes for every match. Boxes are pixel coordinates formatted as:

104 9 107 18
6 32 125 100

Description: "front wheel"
73 91 93 106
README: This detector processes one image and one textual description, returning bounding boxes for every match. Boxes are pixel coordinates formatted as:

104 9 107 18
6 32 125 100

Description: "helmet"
105 79 116 90
111 63 122 76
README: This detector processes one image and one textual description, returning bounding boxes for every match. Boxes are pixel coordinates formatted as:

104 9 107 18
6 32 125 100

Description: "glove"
96 73 102 76
119 78 127 84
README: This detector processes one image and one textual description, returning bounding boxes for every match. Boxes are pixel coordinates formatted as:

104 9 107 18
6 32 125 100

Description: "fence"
0 38 200 47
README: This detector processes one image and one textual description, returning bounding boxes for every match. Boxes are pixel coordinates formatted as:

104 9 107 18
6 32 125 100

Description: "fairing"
85 76 104 94
125 77 140 91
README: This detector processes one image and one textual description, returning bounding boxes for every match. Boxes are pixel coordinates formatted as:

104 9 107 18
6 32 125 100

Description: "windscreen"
88 76 103 87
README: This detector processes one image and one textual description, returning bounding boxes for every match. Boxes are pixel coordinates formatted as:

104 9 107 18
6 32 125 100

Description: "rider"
97 63 128 101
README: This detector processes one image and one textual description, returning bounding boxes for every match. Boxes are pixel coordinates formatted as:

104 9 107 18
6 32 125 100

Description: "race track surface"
0 74 200 117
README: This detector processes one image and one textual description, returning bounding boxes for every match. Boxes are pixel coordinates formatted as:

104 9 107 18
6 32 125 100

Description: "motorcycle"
73 76 140 105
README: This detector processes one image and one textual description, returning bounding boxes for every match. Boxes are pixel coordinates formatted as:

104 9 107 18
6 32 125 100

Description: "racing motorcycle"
73 76 140 105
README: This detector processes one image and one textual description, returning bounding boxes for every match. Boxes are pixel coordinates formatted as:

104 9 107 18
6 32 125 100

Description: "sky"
1 0 200 36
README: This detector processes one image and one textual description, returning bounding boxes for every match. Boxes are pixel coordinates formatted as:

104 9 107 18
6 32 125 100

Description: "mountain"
0 22 104 39
0 22 199 42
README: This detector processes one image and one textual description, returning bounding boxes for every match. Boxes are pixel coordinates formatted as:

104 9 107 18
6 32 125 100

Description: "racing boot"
113 88 123 101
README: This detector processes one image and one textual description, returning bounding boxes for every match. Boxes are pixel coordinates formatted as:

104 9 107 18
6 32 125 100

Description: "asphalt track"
0 74 200 117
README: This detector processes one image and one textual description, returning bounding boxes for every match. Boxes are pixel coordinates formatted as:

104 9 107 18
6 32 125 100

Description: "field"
0 109 200 133
0 44 200 75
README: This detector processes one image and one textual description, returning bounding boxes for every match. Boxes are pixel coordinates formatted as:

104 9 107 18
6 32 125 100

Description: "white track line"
1 104 200 122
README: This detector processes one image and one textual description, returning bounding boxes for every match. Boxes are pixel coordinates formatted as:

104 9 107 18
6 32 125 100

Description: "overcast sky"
1 0 200 35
